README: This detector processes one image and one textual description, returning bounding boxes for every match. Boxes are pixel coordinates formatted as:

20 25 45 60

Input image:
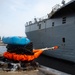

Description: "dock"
0 66 70 75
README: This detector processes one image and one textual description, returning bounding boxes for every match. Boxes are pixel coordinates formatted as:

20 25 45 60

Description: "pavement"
0 66 70 75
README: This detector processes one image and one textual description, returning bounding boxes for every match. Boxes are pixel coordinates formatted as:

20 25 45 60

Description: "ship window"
52 22 54 26
62 17 66 24
62 37 65 43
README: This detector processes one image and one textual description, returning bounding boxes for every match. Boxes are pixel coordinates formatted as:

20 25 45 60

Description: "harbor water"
0 46 6 54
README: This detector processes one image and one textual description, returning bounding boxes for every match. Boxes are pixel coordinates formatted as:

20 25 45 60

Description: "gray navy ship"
25 0 75 63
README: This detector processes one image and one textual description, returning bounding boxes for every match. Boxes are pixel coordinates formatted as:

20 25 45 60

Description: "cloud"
9 0 30 12
0 0 70 37
31 0 53 18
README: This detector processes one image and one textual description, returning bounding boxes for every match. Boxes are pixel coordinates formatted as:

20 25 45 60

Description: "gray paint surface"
25 1 75 62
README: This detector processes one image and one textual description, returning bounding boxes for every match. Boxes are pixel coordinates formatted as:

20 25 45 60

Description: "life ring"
3 49 43 61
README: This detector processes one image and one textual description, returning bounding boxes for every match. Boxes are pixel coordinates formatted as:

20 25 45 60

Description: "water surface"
0 46 7 54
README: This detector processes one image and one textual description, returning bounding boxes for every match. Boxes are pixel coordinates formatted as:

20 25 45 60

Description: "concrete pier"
0 66 70 75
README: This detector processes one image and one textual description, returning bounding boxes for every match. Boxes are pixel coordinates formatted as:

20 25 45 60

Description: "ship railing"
48 4 61 18
25 15 48 26
52 4 61 12
25 4 61 26
36 15 48 22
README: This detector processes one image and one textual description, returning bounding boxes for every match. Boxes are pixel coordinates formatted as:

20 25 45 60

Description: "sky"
0 0 70 37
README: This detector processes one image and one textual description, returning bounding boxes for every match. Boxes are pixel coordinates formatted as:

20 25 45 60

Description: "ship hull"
26 23 75 62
